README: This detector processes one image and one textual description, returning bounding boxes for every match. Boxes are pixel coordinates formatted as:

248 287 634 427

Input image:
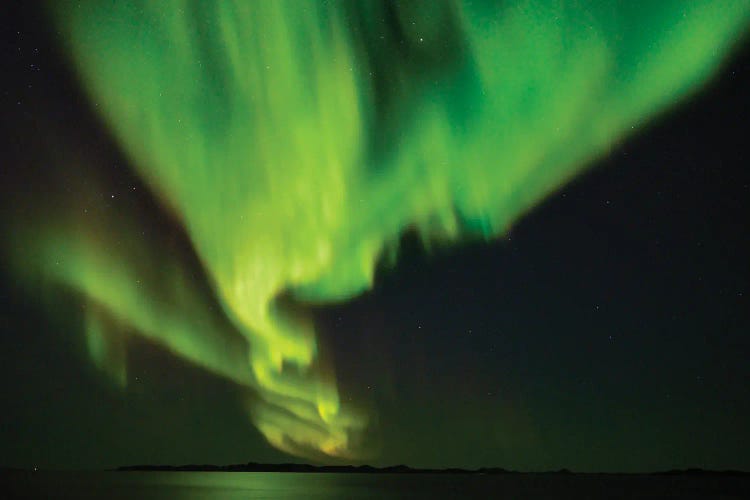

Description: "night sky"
1 2 749 472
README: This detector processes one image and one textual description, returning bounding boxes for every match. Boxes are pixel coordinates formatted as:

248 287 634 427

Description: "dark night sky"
1 3 748 472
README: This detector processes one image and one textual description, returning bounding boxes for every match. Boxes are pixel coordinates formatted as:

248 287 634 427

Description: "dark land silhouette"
114 463 750 476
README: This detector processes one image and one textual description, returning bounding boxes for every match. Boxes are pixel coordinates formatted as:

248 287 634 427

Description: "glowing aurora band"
31 1 748 459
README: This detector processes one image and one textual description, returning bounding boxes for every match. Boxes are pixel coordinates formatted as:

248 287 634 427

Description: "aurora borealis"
1 1 749 470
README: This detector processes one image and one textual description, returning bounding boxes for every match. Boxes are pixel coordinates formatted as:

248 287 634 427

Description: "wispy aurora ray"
25 0 748 459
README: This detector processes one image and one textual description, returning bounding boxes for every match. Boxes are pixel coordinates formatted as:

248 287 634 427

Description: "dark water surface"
2 471 749 499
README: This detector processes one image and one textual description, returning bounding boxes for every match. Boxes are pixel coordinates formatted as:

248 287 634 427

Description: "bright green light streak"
30 0 749 459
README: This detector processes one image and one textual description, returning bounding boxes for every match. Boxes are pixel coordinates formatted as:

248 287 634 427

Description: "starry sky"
1 1 749 472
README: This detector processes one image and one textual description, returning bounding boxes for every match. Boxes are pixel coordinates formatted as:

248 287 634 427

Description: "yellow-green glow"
16 0 748 459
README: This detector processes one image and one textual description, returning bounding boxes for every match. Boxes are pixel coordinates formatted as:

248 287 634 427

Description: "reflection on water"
2 471 749 499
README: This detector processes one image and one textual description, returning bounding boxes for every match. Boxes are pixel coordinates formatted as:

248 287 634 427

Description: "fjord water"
3 472 749 499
